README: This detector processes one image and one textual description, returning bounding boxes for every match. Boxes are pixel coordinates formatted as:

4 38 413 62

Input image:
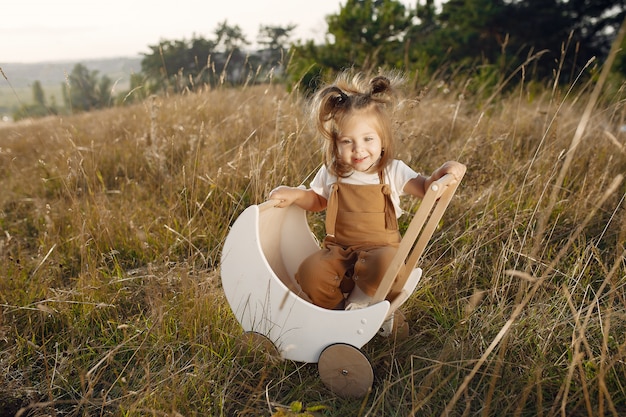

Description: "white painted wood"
221 201 390 363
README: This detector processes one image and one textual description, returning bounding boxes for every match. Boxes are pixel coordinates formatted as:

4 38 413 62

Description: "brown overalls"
296 176 401 309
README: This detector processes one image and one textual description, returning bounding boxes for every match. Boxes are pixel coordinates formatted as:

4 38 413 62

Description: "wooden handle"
372 170 465 303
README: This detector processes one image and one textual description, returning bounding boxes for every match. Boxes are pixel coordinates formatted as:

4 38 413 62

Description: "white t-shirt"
310 160 420 218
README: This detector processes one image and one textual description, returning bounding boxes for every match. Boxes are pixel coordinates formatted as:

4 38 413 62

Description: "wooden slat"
372 170 465 303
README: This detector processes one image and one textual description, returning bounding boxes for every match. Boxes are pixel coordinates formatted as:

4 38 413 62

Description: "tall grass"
0 62 625 416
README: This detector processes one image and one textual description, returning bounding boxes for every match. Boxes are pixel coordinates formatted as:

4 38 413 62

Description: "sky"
2 0 348 63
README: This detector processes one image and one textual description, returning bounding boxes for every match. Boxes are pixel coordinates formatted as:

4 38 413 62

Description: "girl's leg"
352 245 401 298
295 247 352 309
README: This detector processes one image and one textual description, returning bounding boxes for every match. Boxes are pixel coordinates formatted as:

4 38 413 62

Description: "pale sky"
2 0 349 63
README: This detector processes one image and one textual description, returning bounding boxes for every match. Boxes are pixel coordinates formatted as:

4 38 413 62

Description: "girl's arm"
269 186 328 212
403 161 466 198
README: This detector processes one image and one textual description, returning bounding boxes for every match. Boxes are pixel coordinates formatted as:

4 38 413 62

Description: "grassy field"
0 70 625 416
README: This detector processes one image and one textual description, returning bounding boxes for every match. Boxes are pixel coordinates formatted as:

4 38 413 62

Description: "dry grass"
0 70 625 416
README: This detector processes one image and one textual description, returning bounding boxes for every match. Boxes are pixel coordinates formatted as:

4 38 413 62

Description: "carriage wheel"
237 331 279 361
318 343 374 398
392 309 409 341
378 309 410 340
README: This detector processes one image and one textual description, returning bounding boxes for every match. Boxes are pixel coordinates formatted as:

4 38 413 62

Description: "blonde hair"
310 71 404 177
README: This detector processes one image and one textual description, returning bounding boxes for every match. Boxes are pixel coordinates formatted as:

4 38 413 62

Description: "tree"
257 24 296 51
59 64 114 112
141 36 220 93
325 0 413 70
33 81 46 107
141 21 257 92
98 75 113 107
289 0 413 93
213 21 251 84
214 20 249 53
417 0 626 83
506 0 626 81
119 72 150 104
256 24 297 76
12 80 56 121
290 0 626 91
142 39 204 93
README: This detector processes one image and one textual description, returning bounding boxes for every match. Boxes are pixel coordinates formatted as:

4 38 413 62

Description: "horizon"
2 0 347 64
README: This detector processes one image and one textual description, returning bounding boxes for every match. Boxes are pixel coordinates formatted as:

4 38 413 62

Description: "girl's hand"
437 161 466 182
426 161 466 188
269 186 300 208
403 161 466 198
268 186 328 211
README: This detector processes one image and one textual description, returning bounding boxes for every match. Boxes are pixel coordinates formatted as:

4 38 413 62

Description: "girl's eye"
339 138 352 145
364 136 374 141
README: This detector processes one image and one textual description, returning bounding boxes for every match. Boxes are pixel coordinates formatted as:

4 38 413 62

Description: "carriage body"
220 201 419 363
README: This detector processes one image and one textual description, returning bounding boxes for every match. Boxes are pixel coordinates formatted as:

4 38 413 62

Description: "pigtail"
370 76 391 96
327 86 350 109
321 86 350 123
315 86 350 143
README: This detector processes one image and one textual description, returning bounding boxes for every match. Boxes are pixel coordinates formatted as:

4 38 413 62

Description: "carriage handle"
371 169 466 304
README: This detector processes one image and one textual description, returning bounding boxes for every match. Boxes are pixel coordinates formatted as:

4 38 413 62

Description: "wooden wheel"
378 309 410 340
318 344 374 398
392 309 409 341
236 331 279 361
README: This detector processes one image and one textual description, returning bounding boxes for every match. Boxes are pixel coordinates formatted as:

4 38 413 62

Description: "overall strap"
325 183 339 237
379 170 397 231
381 183 397 231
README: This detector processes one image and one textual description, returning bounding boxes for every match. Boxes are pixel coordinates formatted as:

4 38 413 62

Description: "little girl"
270 72 465 311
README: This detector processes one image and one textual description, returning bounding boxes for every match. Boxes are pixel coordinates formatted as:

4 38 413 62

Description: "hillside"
0 56 142 116
1 56 142 88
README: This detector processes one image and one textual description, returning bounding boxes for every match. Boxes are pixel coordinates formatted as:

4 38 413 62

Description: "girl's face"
336 110 383 173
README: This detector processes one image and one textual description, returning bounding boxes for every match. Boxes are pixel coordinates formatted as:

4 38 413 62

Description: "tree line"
14 0 626 120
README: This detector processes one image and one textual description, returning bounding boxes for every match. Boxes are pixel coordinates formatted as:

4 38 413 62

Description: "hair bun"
370 76 391 95
325 86 349 110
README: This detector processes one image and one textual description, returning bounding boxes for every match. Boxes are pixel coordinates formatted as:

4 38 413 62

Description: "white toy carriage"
221 171 464 398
